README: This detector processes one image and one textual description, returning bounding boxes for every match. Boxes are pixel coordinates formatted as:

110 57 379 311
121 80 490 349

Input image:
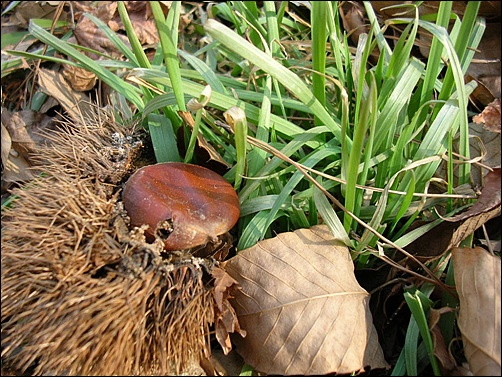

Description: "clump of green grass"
5 1 487 375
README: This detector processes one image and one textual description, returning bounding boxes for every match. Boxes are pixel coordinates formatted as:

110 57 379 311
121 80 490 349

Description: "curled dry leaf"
0 123 35 186
62 64 97 92
473 98 501 133
406 168 501 263
73 1 160 60
452 247 501 376
445 167 501 223
222 225 389 375
211 267 246 355
1 109 54 186
429 307 462 375
38 68 94 121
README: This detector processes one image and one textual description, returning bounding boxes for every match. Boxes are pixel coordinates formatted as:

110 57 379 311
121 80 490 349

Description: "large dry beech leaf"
222 225 389 375
453 247 501 376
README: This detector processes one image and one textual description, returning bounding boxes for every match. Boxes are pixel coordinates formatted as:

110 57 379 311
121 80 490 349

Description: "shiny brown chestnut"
122 162 240 251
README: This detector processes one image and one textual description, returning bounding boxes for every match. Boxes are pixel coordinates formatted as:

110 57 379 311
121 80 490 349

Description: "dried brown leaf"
62 64 97 92
1 123 12 169
340 3 367 44
446 168 501 223
406 169 501 263
38 68 94 121
73 1 160 60
468 22 501 101
212 266 239 312
473 99 501 133
73 2 123 59
9 1 63 28
1 121 36 185
429 307 458 374
468 121 501 188
1 109 54 185
211 267 246 355
452 247 501 376
222 225 389 375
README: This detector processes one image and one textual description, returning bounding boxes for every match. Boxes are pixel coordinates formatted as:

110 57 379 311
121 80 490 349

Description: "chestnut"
122 162 240 251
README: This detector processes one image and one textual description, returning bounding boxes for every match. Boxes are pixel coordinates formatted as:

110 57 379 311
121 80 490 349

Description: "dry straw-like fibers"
1 107 216 375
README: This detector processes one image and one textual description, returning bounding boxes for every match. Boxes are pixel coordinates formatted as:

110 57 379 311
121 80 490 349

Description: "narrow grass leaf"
238 128 333 203
363 1 392 62
224 107 248 190
344 70 377 231
389 171 416 235
84 11 138 65
374 58 424 153
404 290 441 375
178 50 227 94
311 1 327 111
117 1 150 68
403 308 420 376
150 1 186 111
28 21 144 109
134 69 322 146
263 1 281 57
238 210 283 251
259 147 335 242
147 113 180 162
313 180 351 246
419 1 452 105
204 18 347 146
247 74 272 178
240 195 282 217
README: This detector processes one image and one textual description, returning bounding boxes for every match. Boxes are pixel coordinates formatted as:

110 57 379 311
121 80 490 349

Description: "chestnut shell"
122 162 240 251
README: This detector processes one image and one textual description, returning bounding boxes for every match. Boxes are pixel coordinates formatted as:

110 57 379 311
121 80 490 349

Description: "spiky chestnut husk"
1 107 236 376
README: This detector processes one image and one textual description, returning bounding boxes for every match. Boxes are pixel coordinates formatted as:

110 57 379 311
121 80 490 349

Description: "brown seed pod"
122 162 240 251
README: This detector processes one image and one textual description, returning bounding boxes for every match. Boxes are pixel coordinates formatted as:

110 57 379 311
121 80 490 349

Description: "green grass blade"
263 1 281 57
150 1 186 111
392 18 472 185
404 311 420 376
204 18 348 146
404 290 441 375
311 1 327 111
344 70 377 231
134 69 323 146
238 210 282 251
178 50 227 94
147 113 180 162
28 21 144 110
238 127 333 202
247 74 272 178
117 1 150 68
257 147 336 244
239 195 282 217
224 107 248 190
84 10 138 65
314 179 351 246
374 58 425 153
363 1 392 62
419 1 452 105
385 5 419 79
389 171 416 235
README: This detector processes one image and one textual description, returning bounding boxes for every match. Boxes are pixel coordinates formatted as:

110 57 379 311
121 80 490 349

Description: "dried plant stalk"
1 107 216 375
